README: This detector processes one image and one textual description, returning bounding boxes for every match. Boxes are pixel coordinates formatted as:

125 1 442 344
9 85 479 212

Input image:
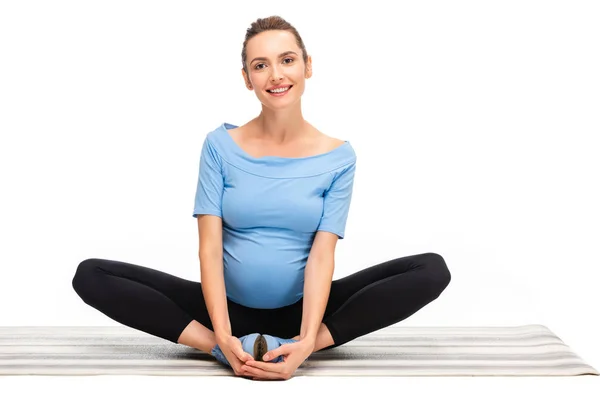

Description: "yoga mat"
0 324 597 376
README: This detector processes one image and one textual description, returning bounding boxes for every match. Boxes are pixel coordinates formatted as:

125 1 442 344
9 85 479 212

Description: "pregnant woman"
72 15 451 381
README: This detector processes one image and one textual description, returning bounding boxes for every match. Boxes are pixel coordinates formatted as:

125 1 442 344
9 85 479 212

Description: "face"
243 30 312 108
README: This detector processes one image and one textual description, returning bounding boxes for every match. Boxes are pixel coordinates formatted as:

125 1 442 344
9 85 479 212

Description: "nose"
270 67 284 82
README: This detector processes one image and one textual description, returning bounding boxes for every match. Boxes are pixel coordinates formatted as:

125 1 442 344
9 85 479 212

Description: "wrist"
215 330 232 341
299 336 316 349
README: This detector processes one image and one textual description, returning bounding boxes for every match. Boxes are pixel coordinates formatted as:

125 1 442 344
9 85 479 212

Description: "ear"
242 68 253 89
305 55 313 79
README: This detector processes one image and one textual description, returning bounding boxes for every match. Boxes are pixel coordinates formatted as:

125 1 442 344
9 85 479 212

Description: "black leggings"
72 252 451 351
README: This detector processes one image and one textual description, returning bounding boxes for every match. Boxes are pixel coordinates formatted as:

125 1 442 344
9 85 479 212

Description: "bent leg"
321 252 451 350
72 258 208 344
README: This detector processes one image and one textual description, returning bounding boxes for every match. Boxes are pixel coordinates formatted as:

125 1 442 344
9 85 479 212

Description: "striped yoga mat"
0 324 597 376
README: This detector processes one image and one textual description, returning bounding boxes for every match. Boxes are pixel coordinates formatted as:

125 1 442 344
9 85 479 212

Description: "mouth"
266 85 293 96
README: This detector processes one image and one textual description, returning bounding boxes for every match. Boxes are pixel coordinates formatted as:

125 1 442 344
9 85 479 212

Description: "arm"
198 214 231 338
300 230 338 344
300 160 356 343
193 136 230 338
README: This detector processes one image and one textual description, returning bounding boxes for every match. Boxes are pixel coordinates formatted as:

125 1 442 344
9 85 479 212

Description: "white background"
1 0 598 397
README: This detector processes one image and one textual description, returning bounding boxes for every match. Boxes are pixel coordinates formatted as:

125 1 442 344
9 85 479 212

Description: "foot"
258 334 299 362
210 333 299 366
210 333 258 367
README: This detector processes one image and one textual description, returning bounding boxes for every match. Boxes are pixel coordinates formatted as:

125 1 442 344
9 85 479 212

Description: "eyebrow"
250 51 298 65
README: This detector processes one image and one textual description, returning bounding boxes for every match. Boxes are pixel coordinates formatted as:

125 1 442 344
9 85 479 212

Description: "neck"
253 107 310 144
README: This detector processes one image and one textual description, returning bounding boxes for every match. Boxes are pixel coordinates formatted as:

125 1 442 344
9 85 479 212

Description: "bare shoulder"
324 134 345 146
226 124 244 138
324 136 346 153
311 125 345 152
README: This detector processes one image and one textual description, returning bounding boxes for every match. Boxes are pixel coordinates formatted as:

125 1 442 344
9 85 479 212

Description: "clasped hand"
241 338 314 380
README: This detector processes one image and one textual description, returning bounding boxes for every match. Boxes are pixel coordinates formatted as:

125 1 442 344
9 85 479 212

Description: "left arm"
300 230 338 345
299 160 356 345
243 232 337 379
245 160 355 379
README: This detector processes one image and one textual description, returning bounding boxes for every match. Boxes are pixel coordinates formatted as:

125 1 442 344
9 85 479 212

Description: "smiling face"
242 30 312 109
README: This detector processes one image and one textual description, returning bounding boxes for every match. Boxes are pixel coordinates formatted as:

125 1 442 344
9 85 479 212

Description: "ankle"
313 323 335 352
177 320 218 354
294 323 334 352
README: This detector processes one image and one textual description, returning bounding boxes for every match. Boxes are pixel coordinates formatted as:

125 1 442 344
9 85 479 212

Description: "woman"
72 15 451 381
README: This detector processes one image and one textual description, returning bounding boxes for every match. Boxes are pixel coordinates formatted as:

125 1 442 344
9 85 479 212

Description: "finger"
245 359 284 373
234 361 254 377
237 351 253 363
233 346 253 363
262 343 293 361
230 352 252 374
240 364 256 377
229 338 246 359
242 364 284 380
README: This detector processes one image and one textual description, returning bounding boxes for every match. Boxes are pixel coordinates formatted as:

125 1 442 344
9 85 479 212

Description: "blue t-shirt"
193 122 357 309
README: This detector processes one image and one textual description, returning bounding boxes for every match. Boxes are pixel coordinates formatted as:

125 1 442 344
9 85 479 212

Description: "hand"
241 338 315 381
216 334 255 378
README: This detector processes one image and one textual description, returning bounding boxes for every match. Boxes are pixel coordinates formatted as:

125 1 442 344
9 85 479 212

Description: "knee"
72 258 101 297
423 252 451 294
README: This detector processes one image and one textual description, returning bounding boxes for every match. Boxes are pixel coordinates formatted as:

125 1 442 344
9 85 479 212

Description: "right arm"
193 136 253 372
198 214 231 339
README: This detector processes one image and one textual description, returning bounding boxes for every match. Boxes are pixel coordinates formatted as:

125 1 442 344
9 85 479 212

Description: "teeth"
268 86 291 93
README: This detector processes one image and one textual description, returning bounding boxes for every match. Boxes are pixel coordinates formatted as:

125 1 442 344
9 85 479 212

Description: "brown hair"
241 16 309 81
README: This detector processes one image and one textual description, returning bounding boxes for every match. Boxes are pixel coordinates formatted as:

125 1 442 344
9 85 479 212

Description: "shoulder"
310 125 346 152
311 126 356 164
201 126 228 161
324 135 346 149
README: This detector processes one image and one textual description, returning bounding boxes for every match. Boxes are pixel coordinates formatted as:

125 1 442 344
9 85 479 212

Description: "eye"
254 57 295 70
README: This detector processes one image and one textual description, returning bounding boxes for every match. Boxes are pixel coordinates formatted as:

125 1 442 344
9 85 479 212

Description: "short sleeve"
316 161 356 239
192 137 224 218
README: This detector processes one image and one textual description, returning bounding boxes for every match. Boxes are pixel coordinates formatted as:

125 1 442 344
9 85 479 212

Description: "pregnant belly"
223 258 304 308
